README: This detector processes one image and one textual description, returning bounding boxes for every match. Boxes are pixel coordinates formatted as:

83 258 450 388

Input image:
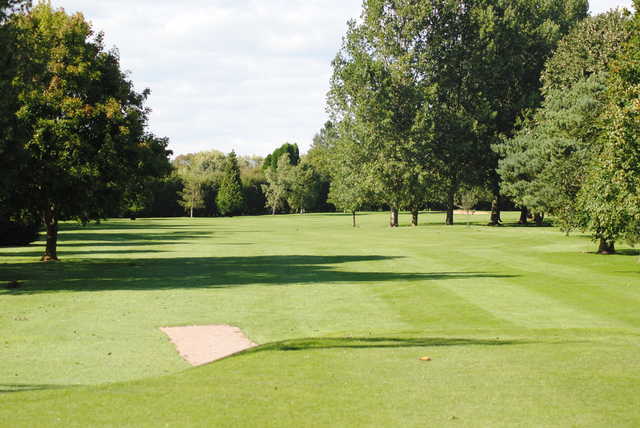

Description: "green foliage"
327 128 372 219
216 151 246 216
329 0 586 225
541 9 632 94
2 3 171 259
262 154 292 214
497 10 631 241
577 3 640 249
329 1 439 223
174 150 225 217
263 142 299 171
498 74 610 220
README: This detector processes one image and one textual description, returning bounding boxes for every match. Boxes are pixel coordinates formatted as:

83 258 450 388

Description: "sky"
48 0 634 158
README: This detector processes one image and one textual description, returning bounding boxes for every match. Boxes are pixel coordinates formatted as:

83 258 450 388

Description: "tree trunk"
272 206 276 215
411 209 419 227
41 214 59 262
518 206 528 225
190 206 193 218
489 195 501 226
390 207 399 227
446 188 454 225
352 211 357 228
534 212 544 226
597 238 616 254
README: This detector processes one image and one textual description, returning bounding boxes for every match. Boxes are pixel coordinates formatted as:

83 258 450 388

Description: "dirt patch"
160 325 257 366
453 210 490 216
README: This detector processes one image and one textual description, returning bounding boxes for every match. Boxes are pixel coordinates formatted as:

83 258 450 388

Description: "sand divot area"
453 210 491 216
160 325 257 366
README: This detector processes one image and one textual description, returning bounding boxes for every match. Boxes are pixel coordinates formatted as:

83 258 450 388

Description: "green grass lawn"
1 212 639 427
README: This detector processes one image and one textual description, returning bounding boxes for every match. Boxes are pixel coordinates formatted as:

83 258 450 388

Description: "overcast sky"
49 0 634 157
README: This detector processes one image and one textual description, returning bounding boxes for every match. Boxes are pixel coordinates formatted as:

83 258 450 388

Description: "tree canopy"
1 3 171 260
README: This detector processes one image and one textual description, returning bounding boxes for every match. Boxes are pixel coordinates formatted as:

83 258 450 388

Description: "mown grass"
1 212 639 427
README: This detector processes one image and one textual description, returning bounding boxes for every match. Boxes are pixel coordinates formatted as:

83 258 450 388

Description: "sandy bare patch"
453 210 490 216
160 325 257 366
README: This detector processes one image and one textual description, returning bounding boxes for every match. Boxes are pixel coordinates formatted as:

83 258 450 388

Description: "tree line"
3 1 640 258
315 0 640 253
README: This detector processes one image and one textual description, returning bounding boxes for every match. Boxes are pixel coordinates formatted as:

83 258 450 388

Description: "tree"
305 121 339 211
327 128 373 227
577 2 640 253
262 154 292 215
329 1 438 227
285 162 321 214
216 151 246 216
263 143 300 171
174 150 225 217
0 0 31 226
472 0 588 225
497 10 631 239
4 4 171 260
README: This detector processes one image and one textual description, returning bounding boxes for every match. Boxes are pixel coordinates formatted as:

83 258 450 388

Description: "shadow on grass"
245 336 529 354
0 230 222 257
0 255 518 295
0 383 77 394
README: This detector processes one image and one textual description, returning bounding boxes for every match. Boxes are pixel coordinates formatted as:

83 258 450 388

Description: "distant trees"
1 3 171 260
263 154 292 215
263 143 300 171
261 152 321 215
174 151 224 217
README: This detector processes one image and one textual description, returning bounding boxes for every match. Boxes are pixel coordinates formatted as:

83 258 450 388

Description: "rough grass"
1 212 639 427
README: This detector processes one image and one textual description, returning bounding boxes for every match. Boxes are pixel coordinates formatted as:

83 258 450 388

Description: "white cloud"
590 0 634 14
49 0 633 157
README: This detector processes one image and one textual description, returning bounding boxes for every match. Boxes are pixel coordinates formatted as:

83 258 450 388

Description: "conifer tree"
216 151 245 216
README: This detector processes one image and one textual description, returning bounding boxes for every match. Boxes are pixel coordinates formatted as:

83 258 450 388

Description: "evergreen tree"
216 151 246 216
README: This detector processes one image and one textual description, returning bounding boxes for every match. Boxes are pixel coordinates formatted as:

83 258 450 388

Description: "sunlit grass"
1 212 639 427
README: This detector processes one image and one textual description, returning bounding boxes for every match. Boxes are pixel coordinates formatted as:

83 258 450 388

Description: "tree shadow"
583 249 640 256
499 222 553 228
0 255 518 295
244 336 531 355
0 384 78 394
0 231 220 257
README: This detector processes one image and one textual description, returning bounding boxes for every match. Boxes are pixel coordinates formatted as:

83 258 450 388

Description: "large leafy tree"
474 0 588 224
5 4 171 260
329 0 438 227
0 0 31 223
216 151 246 216
578 1 640 253
497 10 631 240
